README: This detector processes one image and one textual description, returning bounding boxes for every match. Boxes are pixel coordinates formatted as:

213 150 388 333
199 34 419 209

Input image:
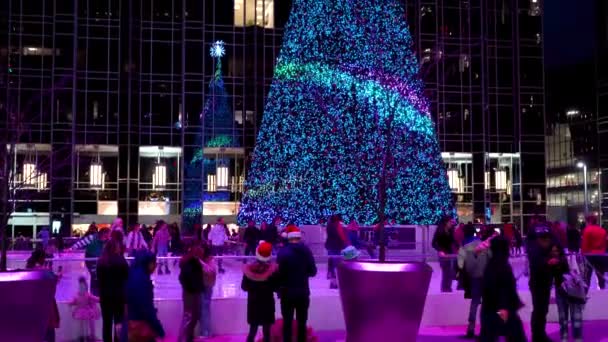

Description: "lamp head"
577 162 585 169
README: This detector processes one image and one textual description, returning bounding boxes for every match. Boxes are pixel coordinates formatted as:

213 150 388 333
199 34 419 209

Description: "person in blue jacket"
123 250 165 341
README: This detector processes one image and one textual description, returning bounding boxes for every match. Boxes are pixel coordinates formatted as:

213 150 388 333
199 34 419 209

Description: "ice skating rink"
8 252 608 341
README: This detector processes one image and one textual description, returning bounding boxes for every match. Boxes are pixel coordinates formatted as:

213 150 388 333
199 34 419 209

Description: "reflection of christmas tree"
203 41 235 147
238 0 453 225
183 41 237 228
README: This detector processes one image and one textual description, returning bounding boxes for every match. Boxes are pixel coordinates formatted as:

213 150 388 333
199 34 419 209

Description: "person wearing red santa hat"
242 241 279 342
277 224 317 342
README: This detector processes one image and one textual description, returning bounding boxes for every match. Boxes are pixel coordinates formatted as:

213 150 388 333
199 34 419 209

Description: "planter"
337 261 432 342
0 270 58 342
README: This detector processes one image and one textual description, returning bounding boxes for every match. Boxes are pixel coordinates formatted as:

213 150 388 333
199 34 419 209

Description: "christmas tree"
238 0 453 225
183 41 236 228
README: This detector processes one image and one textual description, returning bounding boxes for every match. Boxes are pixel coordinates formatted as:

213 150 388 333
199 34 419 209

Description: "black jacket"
244 226 262 248
528 241 555 287
482 260 522 313
97 254 129 301
277 242 317 298
262 225 279 245
179 257 205 294
126 251 165 338
567 228 581 252
432 229 455 254
241 262 279 325
481 239 523 314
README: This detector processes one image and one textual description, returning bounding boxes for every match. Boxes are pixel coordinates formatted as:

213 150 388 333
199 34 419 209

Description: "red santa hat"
286 224 302 239
256 241 273 262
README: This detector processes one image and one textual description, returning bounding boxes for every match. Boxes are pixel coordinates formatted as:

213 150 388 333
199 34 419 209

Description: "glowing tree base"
0 270 57 342
337 261 432 342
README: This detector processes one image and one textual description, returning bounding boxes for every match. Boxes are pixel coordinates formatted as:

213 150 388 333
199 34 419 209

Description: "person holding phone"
479 236 526 342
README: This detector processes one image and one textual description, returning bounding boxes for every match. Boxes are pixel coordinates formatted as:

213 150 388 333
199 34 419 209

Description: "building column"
117 0 140 228
118 145 139 228
472 151 488 222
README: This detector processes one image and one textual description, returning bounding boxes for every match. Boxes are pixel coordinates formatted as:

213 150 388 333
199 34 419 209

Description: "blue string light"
238 0 453 225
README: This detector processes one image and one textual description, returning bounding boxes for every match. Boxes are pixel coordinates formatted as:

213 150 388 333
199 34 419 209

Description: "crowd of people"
25 212 608 342
431 214 608 342
28 215 323 342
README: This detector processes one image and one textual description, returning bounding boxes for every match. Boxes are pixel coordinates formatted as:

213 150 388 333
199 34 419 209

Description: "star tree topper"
210 41 225 58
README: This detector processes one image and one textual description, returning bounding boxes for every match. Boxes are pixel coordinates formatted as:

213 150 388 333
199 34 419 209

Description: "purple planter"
0 270 57 342
337 261 432 342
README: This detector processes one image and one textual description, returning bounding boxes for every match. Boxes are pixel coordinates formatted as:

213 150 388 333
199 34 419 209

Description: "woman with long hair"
97 239 129 342
325 214 348 289
479 237 526 341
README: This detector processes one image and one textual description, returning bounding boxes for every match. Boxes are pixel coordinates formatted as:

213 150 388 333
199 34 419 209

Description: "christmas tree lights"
183 41 237 228
238 0 453 225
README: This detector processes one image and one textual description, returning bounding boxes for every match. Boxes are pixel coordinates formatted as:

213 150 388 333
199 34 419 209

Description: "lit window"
529 0 541 16
234 0 274 28
22 47 59 56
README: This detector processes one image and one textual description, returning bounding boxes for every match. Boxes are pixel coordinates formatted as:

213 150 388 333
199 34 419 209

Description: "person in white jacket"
209 218 228 273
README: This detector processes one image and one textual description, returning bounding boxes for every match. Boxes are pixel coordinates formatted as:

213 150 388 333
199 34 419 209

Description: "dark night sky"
544 0 598 115
545 0 596 67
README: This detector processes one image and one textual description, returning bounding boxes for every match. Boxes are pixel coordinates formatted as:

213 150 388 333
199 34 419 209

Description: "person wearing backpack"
551 244 586 342
457 224 491 339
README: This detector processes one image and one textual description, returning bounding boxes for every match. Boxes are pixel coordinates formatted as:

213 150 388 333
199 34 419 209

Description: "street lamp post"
577 162 589 215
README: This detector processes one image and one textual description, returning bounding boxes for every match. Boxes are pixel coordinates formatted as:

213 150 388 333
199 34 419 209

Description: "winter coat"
170 230 184 255
202 257 218 289
567 228 581 252
581 224 607 254
152 228 171 251
262 225 279 245
432 228 456 254
179 256 205 294
481 242 523 314
125 231 148 252
277 242 317 298
209 224 228 247
97 254 129 302
457 238 490 279
71 233 105 258
325 221 346 251
528 241 556 288
126 251 165 338
244 225 262 248
242 262 279 325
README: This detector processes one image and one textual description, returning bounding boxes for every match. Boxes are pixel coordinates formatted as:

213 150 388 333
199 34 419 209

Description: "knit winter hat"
286 224 302 239
256 241 273 262
341 246 360 261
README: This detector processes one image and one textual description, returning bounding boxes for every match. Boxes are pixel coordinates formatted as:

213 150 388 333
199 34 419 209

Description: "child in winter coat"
242 241 278 342
69 277 100 341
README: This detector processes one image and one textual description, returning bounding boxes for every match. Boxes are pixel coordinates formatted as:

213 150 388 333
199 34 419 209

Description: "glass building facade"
598 0 608 224
1 0 545 236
